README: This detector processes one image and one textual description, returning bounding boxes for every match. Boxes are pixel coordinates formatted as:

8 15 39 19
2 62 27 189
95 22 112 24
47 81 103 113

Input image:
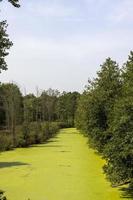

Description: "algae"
0 128 125 200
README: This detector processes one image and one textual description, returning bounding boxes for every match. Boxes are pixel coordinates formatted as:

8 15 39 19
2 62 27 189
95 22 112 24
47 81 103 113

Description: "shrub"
0 133 13 151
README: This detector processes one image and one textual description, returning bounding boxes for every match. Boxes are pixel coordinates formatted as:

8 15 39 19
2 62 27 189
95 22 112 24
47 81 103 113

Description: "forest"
0 83 79 150
0 0 133 199
75 54 133 187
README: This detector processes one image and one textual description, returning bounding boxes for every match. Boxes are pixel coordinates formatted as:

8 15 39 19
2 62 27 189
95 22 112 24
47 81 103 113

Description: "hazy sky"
0 0 133 93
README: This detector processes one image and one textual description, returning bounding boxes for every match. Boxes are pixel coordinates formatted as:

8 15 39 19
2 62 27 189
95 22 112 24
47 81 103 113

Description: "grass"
0 128 124 200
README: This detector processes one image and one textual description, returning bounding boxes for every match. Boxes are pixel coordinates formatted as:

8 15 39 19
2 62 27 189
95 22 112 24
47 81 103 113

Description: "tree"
76 58 121 152
0 21 13 73
23 94 36 123
103 52 133 186
0 83 23 145
75 90 89 132
57 92 80 126
0 0 20 73
40 89 59 122
0 0 20 7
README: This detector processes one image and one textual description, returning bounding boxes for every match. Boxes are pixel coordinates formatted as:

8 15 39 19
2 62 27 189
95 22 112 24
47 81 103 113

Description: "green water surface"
0 128 127 200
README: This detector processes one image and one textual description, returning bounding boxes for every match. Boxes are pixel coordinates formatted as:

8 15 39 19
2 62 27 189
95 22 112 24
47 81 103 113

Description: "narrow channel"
0 128 123 200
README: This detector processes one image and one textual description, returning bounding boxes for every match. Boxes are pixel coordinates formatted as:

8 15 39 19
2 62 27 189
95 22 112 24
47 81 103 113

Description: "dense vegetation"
0 85 79 151
75 52 133 187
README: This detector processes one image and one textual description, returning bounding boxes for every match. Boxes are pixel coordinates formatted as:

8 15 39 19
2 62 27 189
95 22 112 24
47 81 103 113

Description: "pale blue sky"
0 0 133 93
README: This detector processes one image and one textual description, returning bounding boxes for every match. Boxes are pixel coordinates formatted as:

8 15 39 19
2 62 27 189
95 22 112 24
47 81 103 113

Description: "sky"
0 0 133 94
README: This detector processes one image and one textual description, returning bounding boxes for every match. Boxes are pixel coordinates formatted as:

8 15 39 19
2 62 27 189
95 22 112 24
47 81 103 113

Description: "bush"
30 122 43 144
19 122 43 147
42 122 60 141
0 133 13 151
18 122 61 147
0 122 61 151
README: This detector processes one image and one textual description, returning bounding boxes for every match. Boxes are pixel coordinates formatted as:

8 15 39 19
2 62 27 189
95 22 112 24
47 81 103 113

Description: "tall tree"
23 94 36 123
57 92 80 126
76 58 121 152
0 83 23 146
103 52 133 186
0 21 13 73
41 89 59 122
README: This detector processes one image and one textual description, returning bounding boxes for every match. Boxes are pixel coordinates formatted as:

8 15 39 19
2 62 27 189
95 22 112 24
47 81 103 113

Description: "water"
0 128 125 200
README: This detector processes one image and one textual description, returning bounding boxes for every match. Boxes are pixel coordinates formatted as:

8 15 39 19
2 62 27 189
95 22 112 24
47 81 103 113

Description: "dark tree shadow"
31 144 63 148
43 139 60 144
0 162 29 169
30 133 70 149
120 186 133 199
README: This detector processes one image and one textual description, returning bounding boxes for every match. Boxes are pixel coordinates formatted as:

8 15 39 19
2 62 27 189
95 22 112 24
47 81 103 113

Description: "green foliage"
0 132 13 151
16 122 60 148
76 52 133 187
75 91 91 132
76 58 121 152
57 91 80 127
42 122 59 140
0 83 23 126
0 84 79 151
40 89 59 122
30 122 43 144
23 94 36 123
19 122 31 147
0 0 20 73
0 21 13 73
0 83 23 147
103 52 133 186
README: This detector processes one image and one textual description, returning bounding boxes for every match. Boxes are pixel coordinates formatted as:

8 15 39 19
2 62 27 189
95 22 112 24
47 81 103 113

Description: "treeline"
75 51 133 187
0 85 79 151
